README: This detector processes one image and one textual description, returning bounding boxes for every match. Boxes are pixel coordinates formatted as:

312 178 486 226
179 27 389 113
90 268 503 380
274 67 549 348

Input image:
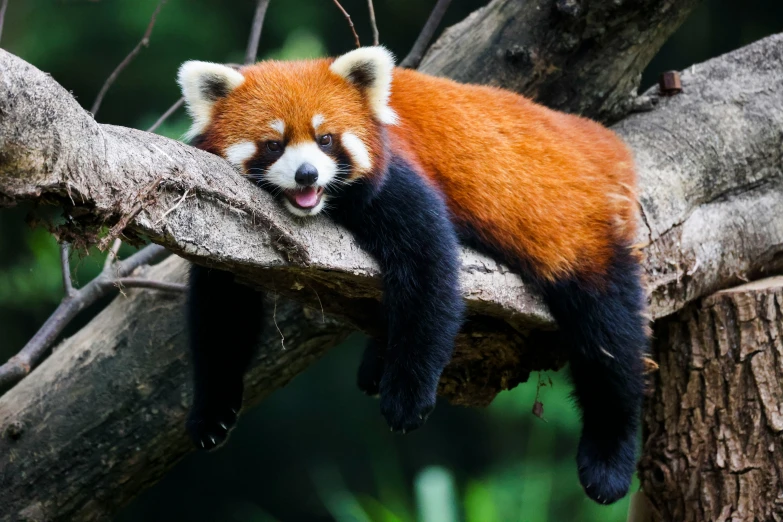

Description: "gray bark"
420 0 702 122
0 3 781 520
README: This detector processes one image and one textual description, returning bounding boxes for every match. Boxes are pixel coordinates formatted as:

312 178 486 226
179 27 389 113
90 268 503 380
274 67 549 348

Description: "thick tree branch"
419 0 702 122
0 3 781 518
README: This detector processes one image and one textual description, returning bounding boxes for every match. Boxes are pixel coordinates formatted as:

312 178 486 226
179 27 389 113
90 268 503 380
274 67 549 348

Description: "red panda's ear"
177 61 245 140
330 47 398 125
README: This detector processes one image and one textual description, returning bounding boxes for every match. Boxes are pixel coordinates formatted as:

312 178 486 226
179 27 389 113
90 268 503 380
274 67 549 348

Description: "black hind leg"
187 265 265 450
357 338 385 397
541 248 648 504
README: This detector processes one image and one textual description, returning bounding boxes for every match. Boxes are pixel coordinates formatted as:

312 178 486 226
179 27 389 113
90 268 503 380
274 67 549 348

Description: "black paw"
187 397 241 451
379 373 437 434
576 433 636 505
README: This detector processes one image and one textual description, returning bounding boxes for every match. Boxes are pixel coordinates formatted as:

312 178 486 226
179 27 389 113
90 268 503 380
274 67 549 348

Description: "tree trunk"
640 277 783 522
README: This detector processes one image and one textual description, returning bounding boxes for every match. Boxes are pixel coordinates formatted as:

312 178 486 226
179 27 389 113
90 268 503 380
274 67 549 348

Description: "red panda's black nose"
295 163 319 186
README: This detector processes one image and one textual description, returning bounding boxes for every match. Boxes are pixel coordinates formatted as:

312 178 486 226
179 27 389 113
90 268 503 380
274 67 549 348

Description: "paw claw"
187 396 241 451
379 375 437 434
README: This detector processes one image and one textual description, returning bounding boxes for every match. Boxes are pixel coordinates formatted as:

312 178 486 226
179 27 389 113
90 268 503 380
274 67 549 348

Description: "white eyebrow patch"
270 120 285 135
224 141 257 169
341 132 372 171
312 114 325 129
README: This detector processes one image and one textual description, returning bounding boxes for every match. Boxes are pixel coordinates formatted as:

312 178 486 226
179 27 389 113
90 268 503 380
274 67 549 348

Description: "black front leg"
187 265 265 450
357 337 385 397
331 158 465 433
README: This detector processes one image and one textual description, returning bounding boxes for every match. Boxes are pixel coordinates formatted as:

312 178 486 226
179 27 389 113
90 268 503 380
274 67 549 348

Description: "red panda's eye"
267 141 282 152
319 134 332 147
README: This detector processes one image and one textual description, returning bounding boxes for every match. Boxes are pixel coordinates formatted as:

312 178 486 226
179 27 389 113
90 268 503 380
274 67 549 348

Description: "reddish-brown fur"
203 59 638 284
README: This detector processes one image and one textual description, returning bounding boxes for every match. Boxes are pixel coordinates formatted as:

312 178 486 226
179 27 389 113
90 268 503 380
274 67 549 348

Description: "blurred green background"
1 0 781 521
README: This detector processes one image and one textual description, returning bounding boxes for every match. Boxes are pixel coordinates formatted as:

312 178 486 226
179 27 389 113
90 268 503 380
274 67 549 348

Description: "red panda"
179 47 648 506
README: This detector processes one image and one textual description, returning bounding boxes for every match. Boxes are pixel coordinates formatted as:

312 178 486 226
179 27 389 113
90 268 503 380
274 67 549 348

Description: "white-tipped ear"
177 61 245 139
330 46 398 125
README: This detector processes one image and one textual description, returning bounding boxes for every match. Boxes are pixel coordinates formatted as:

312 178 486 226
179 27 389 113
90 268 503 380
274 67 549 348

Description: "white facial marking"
312 114 325 130
341 132 372 172
224 141 257 170
329 46 398 125
266 142 338 191
270 120 285 135
177 61 245 140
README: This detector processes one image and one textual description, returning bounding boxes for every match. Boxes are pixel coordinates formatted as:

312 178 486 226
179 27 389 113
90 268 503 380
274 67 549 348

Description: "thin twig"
332 0 361 49
103 239 122 271
0 244 171 390
115 278 186 293
0 0 9 44
244 0 271 65
60 242 75 298
400 0 452 68
155 188 191 225
367 0 379 46
146 97 184 134
90 0 167 116
98 174 164 250
272 293 286 350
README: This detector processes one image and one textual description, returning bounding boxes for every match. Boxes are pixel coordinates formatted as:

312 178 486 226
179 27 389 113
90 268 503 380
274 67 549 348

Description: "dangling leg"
187 264 265 450
540 247 648 504
357 337 385 397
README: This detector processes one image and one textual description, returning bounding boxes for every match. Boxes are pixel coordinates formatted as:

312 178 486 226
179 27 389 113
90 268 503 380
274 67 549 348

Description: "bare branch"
103 238 122 271
59 242 75 298
113 244 169 277
367 0 379 46
146 97 184 134
114 277 186 293
90 0 167 117
400 0 451 68
0 244 170 390
332 0 361 49
0 0 9 44
244 0 271 65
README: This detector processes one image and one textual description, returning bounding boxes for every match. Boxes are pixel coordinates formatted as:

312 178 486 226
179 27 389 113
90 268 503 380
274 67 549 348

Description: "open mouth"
283 186 325 211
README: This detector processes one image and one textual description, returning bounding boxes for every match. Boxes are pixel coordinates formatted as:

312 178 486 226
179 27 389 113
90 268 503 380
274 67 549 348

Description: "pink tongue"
294 187 319 208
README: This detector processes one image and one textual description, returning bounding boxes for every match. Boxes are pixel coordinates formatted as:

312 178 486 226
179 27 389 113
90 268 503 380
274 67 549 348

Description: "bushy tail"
540 247 649 505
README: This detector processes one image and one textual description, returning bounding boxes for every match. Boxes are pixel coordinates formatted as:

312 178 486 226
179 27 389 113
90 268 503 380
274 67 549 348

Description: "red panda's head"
178 47 396 217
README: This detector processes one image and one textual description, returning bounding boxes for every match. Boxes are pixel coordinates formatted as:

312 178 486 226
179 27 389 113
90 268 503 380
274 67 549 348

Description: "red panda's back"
387 68 638 284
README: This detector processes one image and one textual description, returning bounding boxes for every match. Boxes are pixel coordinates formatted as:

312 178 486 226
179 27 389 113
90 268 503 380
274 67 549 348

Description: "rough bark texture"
419 0 701 122
640 277 783 522
0 1 780 518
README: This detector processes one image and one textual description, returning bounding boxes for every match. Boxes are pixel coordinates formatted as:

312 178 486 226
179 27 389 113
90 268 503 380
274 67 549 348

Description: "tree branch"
59 242 75 298
244 0 271 65
0 243 170 390
367 0 379 46
332 0 361 49
89 0 167 116
0 0 9 44
418 0 702 122
399 0 451 68
146 96 184 134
